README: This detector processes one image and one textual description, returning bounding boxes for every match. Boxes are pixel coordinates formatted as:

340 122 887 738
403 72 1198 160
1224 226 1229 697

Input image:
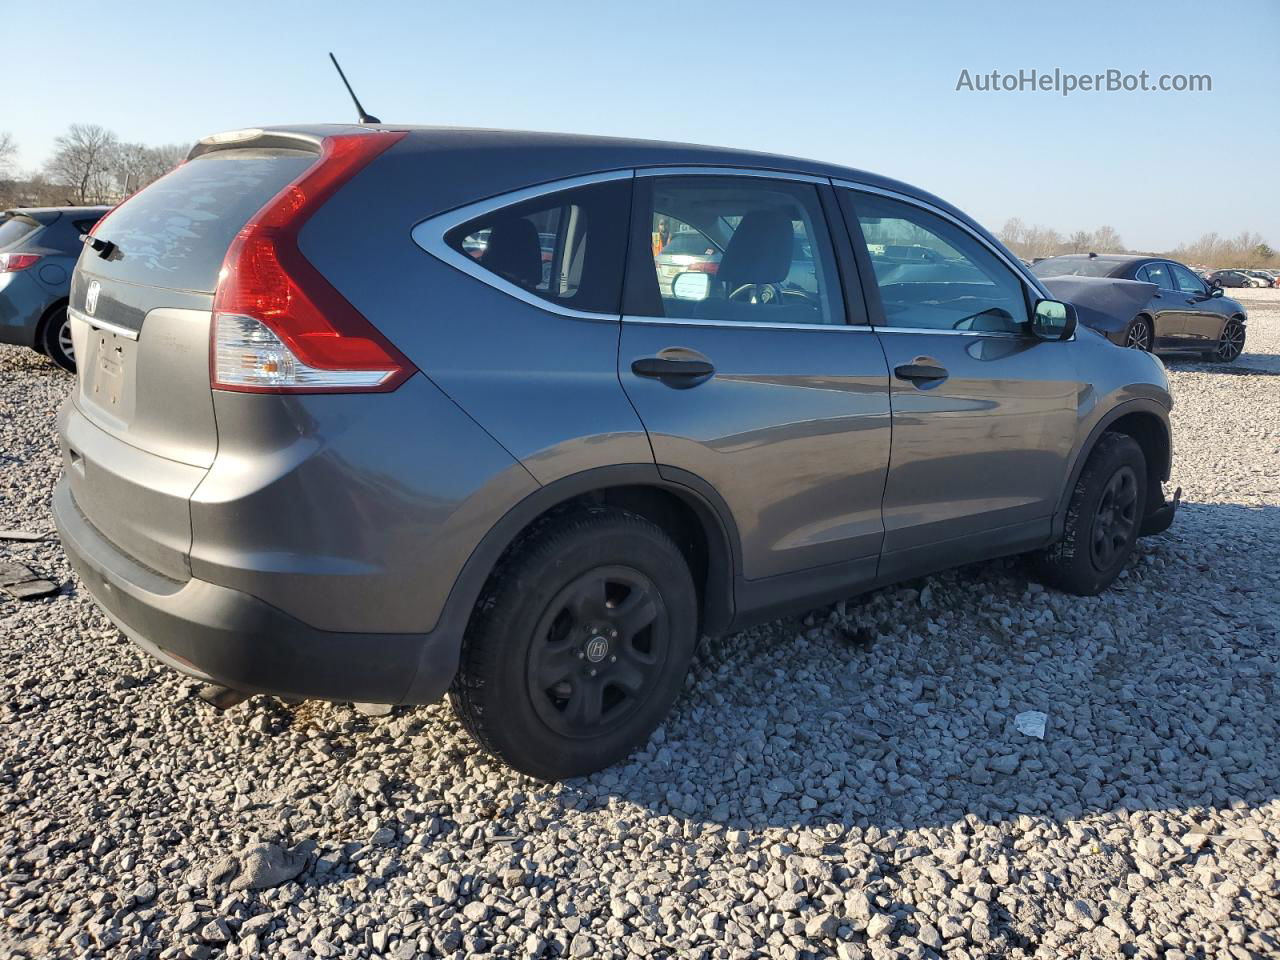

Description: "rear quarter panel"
297 139 654 485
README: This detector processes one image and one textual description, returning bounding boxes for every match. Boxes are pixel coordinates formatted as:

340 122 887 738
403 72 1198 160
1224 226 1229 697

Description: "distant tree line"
999 218 1275 270
0 125 187 208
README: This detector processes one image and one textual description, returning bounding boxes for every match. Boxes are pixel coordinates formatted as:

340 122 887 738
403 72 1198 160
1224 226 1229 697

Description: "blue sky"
8 0 1277 250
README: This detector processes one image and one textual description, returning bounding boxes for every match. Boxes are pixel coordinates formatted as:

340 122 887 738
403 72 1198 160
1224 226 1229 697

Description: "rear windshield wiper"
81 233 119 261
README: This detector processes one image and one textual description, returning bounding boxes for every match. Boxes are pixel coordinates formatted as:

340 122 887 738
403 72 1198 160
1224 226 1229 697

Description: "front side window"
444 179 630 315
845 191 1029 334
625 176 843 325
1170 262 1206 295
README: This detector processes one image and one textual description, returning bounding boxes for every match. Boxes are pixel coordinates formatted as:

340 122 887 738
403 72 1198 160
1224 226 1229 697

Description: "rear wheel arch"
33 297 70 353
404 465 740 703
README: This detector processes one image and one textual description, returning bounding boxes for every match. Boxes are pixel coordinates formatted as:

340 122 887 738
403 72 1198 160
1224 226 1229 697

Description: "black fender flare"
400 463 741 703
1052 398 1172 540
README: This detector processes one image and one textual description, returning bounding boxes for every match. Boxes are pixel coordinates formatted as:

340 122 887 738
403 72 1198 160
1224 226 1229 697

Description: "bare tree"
999 217 1026 248
1067 230 1092 253
44 124 120 204
112 142 187 196
1092 225 1124 253
0 131 17 178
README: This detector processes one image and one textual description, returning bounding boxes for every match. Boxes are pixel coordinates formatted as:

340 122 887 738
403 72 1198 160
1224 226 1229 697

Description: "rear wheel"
1123 315 1152 352
450 507 698 779
40 306 75 372
1034 433 1147 596
1206 318 1245 363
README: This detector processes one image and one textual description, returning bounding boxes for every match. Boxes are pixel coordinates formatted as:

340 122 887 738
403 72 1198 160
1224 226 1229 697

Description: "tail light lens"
0 253 41 273
686 260 719 274
211 131 416 393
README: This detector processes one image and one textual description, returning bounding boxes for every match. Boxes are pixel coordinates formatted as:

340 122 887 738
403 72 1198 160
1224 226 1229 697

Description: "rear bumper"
53 478 460 705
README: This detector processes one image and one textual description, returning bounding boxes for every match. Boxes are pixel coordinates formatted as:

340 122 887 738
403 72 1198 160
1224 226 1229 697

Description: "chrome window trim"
622 315 871 333
830 178 1053 300
68 307 139 341
622 316 1028 338
410 170 634 323
636 166 828 185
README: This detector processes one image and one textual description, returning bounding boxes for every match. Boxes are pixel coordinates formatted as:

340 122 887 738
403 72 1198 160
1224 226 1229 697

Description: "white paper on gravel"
1015 711 1047 739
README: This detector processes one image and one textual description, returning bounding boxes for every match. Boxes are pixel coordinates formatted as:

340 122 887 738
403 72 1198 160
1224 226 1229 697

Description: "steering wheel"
728 282 783 305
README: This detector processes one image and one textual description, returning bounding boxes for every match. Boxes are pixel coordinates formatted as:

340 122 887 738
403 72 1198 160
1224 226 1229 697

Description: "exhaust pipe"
197 683 250 711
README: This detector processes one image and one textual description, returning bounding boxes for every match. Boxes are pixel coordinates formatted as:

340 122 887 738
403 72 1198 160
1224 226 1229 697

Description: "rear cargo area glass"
0 215 41 249
90 148 316 292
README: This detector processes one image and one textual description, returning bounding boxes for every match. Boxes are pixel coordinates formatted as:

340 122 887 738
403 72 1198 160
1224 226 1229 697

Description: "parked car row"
49 124 1181 776
1206 268 1276 288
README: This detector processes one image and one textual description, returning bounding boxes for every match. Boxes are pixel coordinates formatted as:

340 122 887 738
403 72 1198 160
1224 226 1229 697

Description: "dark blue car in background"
0 205 110 371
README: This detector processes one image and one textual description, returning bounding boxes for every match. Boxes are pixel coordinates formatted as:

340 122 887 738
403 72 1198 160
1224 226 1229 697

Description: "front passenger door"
1169 261 1227 346
838 186 1084 579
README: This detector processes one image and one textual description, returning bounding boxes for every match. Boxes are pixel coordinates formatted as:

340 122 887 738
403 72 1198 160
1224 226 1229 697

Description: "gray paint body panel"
52 124 1175 709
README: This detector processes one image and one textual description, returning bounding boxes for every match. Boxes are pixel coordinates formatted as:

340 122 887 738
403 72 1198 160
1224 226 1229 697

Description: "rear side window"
443 180 631 315
1139 262 1175 291
0 215 41 250
626 176 844 326
89 148 316 293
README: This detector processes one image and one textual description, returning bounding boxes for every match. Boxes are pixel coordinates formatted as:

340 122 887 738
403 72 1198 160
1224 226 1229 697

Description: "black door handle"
1185 298 1197 304
631 357 715 379
894 363 948 382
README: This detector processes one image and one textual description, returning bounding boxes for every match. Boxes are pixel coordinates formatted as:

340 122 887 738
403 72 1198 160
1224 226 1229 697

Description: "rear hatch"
64 140 321 579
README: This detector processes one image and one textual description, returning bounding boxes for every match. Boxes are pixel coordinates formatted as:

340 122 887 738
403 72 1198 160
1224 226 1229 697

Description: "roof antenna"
328 52 381 124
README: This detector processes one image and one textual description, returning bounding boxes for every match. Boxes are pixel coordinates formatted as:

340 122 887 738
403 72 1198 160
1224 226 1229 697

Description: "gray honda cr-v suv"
54 125 1177 778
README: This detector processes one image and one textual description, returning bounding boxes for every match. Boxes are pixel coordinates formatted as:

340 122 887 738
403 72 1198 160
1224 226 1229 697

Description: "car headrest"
479 217 542 290
718 211 794 288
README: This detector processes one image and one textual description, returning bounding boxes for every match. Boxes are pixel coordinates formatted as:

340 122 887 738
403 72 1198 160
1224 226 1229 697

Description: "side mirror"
1031 298 1077 341
1210 285 1224 298
671 271 710 301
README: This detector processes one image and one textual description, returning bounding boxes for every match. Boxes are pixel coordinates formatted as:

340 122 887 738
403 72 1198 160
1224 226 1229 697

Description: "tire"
450 506 698 779
1034 433 1148 596
40 306 76 372
1206 317 1246 363
1122 315 1152 352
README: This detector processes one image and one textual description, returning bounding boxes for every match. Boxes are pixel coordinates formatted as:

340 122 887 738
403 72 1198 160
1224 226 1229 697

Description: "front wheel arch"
1054 402 1171 542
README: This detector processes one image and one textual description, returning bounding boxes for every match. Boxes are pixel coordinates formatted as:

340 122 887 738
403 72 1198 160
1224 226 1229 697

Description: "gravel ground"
2 290 1278 960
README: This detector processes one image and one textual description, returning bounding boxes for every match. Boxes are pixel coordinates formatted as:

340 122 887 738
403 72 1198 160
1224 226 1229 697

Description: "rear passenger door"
837 185 1082 578
617 171 892 603
1135 261 1186 346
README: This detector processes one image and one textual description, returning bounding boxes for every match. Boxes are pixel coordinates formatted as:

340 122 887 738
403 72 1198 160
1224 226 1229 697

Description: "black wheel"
1034 433 1148 596
1123 315 1152 352
450 507 698 779
1207 318 1245 363
40 306 76 372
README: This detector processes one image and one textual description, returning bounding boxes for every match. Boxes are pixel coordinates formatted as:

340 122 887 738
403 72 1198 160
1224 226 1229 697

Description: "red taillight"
686 260 719 274
0 253 41 273
211 131 416 393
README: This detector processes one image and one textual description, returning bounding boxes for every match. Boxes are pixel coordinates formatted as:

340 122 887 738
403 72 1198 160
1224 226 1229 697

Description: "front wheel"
1034 433 1148 596
1207 318 1245 363
40 306 76 372
1123 315 1152 352
450 507 698 779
